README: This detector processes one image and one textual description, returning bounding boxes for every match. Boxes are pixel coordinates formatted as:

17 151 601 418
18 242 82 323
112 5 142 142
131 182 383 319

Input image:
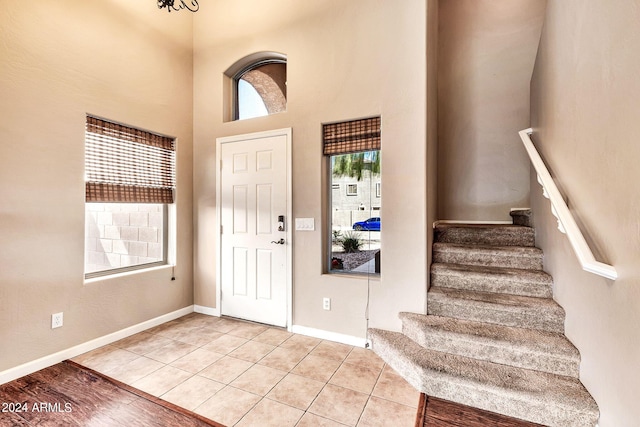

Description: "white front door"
217 129 291 327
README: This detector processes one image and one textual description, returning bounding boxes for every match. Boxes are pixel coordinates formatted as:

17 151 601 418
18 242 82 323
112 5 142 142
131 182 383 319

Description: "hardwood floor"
0 361 223 427
415 394 546 427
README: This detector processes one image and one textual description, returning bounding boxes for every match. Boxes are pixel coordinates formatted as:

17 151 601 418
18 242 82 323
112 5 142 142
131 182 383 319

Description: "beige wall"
530 1 640 425
437 0 546 221
426 0 439 293
0 2 194 371
193 0 431 336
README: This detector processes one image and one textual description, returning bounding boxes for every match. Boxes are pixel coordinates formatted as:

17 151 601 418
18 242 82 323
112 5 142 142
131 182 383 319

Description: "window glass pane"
238 79 269 120
85 203 165 275
235 61 286 121
330 150 380 274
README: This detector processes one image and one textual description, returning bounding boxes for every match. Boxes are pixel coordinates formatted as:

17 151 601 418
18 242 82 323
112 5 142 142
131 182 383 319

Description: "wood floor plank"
419 394 545 427
0 361 224 427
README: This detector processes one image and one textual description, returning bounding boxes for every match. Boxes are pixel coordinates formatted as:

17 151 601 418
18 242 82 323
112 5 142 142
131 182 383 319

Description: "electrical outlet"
51 312 63 329
323 297 331 311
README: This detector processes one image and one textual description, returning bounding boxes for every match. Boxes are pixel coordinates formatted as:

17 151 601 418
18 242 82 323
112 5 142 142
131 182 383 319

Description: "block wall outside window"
85 203 165 274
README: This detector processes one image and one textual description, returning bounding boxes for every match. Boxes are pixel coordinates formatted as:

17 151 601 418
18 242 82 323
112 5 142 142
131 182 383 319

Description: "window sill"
84 264 174 285
324 271 380 282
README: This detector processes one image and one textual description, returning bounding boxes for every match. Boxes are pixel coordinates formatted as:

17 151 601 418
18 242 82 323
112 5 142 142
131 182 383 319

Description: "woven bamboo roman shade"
322 116 381 155
85 116 176 203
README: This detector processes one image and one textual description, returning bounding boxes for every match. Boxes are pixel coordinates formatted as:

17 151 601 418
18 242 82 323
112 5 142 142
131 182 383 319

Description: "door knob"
271 238 285 245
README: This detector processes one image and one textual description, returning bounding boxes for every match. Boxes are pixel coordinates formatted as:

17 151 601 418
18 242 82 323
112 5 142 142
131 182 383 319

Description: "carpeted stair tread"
434 223 535 247
431 263 552 298
400 313 580 377
427 286 565 333
369 328 599 427
433 242 543 270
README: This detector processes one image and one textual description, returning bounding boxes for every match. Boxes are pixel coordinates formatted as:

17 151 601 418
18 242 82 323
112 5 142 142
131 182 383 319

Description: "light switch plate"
295 218 315 231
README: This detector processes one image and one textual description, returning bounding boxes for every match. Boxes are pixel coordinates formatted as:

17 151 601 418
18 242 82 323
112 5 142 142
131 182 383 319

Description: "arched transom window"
226 53 287 121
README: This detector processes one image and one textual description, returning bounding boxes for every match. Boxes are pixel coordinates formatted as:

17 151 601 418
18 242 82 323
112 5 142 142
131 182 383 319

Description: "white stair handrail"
519 128 618 280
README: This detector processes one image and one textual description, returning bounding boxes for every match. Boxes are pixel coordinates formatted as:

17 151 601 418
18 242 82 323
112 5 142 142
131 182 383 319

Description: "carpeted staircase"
369 218 599 426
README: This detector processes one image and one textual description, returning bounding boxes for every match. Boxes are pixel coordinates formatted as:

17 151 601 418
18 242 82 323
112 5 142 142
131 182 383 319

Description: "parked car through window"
352 217 380 231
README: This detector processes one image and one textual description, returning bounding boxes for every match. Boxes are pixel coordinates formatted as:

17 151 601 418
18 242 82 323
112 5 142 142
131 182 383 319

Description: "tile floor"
72 313 419 427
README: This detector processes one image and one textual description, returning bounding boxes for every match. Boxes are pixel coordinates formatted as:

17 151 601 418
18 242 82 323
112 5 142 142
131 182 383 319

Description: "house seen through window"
324 117 381 274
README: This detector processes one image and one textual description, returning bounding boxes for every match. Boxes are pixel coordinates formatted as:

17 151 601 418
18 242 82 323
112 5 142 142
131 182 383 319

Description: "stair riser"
510 209 533 227
435 227 535 247
433 250 543 270
427 300 564 334
431 271 552 298
402 326 579 378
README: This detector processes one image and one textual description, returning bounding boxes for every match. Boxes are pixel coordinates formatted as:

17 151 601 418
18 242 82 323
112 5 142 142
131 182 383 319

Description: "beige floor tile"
230 364 287 396
229 340 276 363
356 396 416 427
308 384 369 426
258 346 308 372
72 345 139 373
71 344 113 365
309 341 353 361
170 347 225 373
267 373 325 410
227 322 269 339
253 328 293 346
201 333 249 354
194 385 261 426
111 332 174 355
344 348 385 371
150 319 200 336
199 355 253 384
131 365 192 397
160 375 225 411
196 316 229 328
103 356 164 384
292 354 342 382
154 325 203 342
279 334 321 353
209 318 246 333
329 362 382 394
236 398 304 427
144 340 198 364
173 328 224 347
176 313 214 329
146 319 181 335
371 365 420 408
173 312 202 322
296 412 349 427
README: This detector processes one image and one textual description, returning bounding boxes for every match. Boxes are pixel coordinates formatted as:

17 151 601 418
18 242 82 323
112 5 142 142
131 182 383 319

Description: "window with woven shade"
85 116 176 203
84 116 175 277
324 116 381 275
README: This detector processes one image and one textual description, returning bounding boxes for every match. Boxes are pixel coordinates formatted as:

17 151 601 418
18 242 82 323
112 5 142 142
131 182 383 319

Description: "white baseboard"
0 305 194 386
291 324 368 348
194 305 220 317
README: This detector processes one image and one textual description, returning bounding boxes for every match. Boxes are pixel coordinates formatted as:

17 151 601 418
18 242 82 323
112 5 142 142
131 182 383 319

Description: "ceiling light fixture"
158 0 199 13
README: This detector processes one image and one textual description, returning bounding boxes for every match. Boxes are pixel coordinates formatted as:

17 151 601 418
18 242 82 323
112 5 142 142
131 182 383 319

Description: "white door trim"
215 128 293 331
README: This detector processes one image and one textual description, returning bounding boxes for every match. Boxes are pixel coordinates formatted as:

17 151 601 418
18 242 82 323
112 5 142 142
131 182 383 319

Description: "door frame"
215 128 293 331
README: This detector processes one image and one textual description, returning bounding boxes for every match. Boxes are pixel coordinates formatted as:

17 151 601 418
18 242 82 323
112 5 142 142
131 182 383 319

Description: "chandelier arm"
158 0 199 13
